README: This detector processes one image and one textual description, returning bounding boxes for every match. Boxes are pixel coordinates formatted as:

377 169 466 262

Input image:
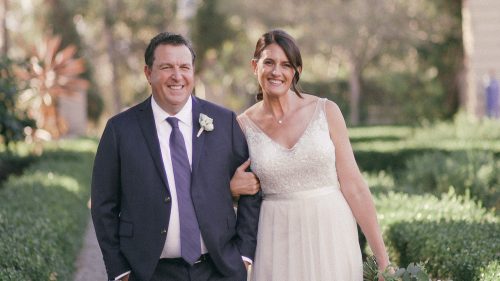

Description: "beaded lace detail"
240 98 340 195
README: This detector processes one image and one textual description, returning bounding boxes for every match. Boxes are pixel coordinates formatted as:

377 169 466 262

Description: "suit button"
161 229 167 234
164 196 171 203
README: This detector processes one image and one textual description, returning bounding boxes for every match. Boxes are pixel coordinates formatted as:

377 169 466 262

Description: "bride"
232 29 390 281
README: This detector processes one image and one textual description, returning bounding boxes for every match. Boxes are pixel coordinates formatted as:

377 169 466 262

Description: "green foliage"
414 112 500 142
0 153 36 185
363 256 430 281
0 58 35 150
363 255 380 281
374 190 498 280
362 71 446 124
86 85 104 123
350 126 426 173
399 150 500 211
301 80 351 118
0 139 96 280
375 190 498 230
191 0 236 71
387 220 500 281
479 261 500 281
354 124 500 280
363 171 396 194
416 0 464 119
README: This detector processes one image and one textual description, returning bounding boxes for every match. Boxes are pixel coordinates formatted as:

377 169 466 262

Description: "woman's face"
252 43 297 98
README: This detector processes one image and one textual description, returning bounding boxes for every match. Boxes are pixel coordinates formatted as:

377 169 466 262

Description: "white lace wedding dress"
240 98 363 281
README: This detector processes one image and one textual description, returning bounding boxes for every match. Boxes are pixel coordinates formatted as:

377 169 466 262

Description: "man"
91 32 261 281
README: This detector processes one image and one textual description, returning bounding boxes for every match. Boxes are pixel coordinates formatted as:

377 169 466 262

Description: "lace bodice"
239 98 340 195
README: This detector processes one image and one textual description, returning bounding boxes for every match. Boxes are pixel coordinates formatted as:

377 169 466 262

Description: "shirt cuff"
242 256 253 264
114 271 131 280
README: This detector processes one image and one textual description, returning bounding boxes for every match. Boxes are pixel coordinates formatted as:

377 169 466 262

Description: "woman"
233 30 390 280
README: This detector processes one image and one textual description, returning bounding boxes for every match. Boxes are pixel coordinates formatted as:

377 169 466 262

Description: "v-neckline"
244 99 321 150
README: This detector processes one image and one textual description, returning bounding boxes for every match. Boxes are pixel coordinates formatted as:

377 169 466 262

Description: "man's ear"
144 65 151 83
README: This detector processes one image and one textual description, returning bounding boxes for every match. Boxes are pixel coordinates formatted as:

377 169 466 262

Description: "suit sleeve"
230 112 262 260
91 120 131 279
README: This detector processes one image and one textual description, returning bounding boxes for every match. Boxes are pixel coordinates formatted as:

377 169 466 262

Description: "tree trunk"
0 0 8 56
348 58 361 125
104 0 122 114
461 0 478 117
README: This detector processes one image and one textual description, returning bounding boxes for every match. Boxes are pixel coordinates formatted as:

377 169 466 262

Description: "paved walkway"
73 218 253 281
73 217 107 281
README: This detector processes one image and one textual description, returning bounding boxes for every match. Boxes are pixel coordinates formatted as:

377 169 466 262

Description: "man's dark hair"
144 32 196 68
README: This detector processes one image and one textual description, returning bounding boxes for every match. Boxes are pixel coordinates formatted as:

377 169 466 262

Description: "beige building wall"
58 92 87 137
465 0 500 116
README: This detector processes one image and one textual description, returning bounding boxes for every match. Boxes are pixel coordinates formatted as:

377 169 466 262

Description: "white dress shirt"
151 95 208 258
115 96 247 280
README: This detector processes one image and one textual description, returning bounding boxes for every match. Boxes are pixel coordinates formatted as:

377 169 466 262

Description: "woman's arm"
324 100 390 271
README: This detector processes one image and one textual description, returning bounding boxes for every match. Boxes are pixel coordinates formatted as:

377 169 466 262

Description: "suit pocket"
119 220 133 237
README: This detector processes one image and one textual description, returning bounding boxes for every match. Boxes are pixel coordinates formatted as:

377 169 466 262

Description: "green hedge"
375 189 497 228
398 150 500 211
387 221 500 281
0 140 96 281
375 190 499 281
0 153 35 184
479 261 500 281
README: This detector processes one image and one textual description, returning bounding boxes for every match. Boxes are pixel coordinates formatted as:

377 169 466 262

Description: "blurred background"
1 1 500 280
1 0 499 142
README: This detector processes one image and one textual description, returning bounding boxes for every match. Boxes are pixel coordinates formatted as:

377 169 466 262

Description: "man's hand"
120 274 130 281
230 159 260 197
244 260 251 271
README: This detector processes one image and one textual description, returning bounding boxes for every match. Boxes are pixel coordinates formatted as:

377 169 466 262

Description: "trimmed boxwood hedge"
374 190 499 281
387 221 500 281
398 150 500 211
0 140 96 281
0 153 36 185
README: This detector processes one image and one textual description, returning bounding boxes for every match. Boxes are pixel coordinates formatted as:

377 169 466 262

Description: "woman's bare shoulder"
323 98 347 128
238 101 261 120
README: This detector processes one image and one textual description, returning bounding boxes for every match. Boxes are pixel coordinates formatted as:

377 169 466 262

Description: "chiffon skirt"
250 186 363 281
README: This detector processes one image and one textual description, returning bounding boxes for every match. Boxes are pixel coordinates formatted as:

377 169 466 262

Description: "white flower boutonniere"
197 113 214 137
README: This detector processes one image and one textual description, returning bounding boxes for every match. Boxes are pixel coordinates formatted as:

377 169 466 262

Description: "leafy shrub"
375 190 499 281
479 260 500 281
0 153 36 185
398 150 500 211
0 57 35 149
0 139 96 280
387 220 500 281
361 71 447 125
414 112 500 141
363 255 430 281
363 171 397 196
355 147 443 173
375 189 497 228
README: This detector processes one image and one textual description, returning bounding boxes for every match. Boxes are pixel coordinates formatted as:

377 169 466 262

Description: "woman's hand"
230 159 260 197
378 261 395 281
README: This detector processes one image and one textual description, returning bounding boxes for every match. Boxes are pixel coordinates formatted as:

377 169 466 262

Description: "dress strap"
237 114 252 135
319 97 327 114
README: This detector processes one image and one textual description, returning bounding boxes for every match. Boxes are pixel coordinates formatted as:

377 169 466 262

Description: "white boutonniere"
197 113 214 137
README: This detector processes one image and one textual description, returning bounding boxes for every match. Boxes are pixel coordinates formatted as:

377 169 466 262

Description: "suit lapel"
191 96 205 173
136 97 169 190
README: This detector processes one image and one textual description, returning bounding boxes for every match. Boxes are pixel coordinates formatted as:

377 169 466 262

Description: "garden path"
73 217 107 281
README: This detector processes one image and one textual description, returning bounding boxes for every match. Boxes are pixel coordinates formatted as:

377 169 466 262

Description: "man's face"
144 44 194 115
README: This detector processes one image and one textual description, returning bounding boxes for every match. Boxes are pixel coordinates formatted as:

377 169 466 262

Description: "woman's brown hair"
253 29 303 101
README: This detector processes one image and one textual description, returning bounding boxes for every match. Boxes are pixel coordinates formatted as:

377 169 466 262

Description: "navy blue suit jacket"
91 96 261 281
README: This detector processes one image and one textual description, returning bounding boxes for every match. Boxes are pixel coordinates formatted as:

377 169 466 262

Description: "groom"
91 32 261 281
